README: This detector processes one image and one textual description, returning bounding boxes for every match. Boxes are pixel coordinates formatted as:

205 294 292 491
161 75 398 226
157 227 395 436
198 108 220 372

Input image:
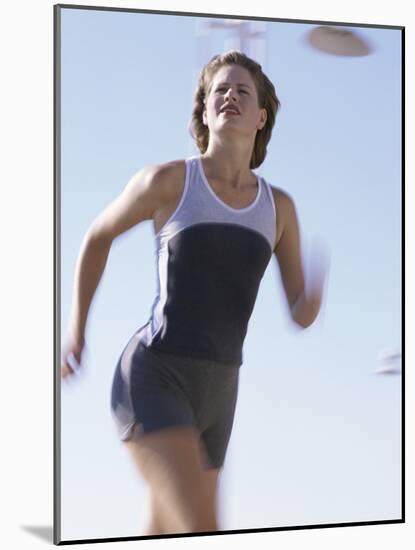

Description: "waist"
143 321 244 366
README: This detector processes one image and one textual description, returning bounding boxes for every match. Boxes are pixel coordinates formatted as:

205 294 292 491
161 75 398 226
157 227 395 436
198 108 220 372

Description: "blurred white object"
305 26 372 56
305 235 331 297
374 348 402 375
67 351 81 373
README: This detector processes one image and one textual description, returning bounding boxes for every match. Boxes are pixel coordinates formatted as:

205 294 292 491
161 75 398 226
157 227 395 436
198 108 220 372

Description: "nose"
224 87 238 102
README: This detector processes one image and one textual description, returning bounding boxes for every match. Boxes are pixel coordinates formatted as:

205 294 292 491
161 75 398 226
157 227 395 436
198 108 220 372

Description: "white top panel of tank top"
155 155 277 252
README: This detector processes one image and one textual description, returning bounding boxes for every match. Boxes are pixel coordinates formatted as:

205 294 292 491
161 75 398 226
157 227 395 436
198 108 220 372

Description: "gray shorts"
110 328 240 469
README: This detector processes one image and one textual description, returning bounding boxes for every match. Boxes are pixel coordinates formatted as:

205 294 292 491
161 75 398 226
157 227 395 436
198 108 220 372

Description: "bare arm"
68 164 164 336
62 163 168 376
272 188 329 328
68 233 111 341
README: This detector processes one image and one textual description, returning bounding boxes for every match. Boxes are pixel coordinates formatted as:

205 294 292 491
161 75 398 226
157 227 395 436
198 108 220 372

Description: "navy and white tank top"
137 154 277 366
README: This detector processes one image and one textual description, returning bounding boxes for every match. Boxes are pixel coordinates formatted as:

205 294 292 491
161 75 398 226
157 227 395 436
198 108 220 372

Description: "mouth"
220 109 240 116
220 105 240 116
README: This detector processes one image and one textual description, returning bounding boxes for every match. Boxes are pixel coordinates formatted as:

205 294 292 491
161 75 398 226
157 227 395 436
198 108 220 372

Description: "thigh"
203 467 221 517
124 424 217 531
135 346 241 470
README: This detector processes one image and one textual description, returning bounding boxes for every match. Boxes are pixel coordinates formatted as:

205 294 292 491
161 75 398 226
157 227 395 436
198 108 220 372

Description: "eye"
216 87 248 94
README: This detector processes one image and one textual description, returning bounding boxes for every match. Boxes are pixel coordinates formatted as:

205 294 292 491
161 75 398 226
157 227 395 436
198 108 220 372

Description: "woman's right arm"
61 163 168 378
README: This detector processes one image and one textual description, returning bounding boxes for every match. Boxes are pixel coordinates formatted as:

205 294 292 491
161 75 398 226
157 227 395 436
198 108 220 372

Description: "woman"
61 50 329 536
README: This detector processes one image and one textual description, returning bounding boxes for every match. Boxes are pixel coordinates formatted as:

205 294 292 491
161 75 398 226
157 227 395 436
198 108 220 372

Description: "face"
202 64 267 137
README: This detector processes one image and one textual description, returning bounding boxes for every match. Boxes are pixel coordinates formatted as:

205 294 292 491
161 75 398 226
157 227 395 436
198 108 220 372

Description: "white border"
1 1 410 549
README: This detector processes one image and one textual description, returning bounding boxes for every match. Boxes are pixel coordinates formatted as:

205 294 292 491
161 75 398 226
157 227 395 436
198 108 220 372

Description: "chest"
207 178 259 210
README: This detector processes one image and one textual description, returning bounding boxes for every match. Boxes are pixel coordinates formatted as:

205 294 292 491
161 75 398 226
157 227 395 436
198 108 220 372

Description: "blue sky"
59 7 401 541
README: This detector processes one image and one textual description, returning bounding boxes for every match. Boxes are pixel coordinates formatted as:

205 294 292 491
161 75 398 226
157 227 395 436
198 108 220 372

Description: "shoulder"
267 184 297 248
126 159 185 213
153 158 186 180
149 158 186 202
268 184 296 211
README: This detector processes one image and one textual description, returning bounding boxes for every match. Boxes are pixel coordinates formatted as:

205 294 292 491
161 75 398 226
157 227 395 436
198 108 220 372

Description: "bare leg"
123 424 222 535
141 490 165 535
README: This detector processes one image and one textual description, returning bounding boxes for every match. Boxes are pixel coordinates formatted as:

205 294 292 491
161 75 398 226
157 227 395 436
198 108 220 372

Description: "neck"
201 143 255 187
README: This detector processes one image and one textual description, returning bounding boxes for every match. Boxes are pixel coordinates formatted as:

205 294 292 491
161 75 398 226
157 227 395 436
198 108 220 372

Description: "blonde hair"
189 50 281 169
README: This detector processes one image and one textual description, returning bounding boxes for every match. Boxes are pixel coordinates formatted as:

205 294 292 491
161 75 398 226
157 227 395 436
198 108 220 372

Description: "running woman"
61 50 329 536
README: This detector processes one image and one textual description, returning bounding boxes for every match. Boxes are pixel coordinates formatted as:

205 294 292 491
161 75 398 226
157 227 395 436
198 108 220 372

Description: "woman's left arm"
271 188 330 328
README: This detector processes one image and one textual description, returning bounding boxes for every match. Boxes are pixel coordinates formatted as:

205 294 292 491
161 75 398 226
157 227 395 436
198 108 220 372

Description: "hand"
292 236 331 327
61 331 86 379
305 235 331 301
